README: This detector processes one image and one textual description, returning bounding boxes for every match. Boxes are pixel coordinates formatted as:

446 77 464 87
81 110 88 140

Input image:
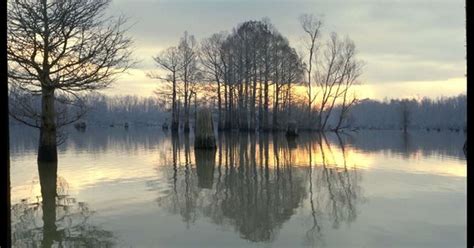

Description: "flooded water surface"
10 127 466 248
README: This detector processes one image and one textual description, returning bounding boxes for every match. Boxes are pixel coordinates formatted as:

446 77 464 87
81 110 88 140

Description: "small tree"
400 99 410 132
8 0 133 162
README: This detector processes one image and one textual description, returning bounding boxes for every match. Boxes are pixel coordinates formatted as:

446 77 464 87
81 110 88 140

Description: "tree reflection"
157 133 200 227
303 133 362 247
305 135 322 247
195 148 216 189
154 132 363 246
208 133 308 242
11 162 117 248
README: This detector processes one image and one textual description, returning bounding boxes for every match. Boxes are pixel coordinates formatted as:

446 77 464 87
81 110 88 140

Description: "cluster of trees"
152 21 302 132
151 16 363 133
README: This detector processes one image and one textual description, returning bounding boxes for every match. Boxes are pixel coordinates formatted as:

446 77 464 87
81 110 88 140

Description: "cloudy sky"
103 0 466 100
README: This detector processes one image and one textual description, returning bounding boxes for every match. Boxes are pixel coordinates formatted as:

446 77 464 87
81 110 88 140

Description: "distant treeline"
81 94 168 126
8 93 167 127
341 95 466 131
9 93 465 131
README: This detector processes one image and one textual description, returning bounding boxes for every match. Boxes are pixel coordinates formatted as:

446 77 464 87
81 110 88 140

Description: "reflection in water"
11 162 117 248
195 148 216 189
155 132 362 245
10 127 465 247
301 133 362 247
10 126 466 161
215 133 307 242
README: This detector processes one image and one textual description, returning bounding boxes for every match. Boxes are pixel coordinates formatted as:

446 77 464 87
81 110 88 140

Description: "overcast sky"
103 0 466 100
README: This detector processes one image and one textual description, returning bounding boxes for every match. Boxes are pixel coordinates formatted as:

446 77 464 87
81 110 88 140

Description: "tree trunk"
335 99 350 132
195 108 216 149
217 80 223 130
463 139 467 157
38 161 58 247
228 86 234 129
287 82 292 120
258 79 263 130
263 80 270 131
171 73 179 132
224 83 231 130
184 82 190 133
38 88 58 162
272 85 280 131
249 69 257 132
334 113 344 132
238 83 246 131
193 93 197 127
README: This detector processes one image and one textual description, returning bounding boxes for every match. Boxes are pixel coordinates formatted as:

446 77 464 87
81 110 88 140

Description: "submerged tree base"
286 121 299 137
194 109 216 149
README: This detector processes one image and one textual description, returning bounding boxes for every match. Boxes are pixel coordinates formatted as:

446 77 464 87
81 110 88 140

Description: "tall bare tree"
315 33 362 131
299 14 323 121
150 47 181 132
334 40 362 131
8 0 133 162
200 32 227 130
178 32 198 133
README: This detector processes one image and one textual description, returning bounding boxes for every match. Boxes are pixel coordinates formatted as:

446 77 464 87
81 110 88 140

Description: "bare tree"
200 32 227 130
315 33 362 131
149 47 181 132
178 32 198 133
315 33 342 131
8 0 133 162
299 14 323 122
334 41 362 131
151 32 200 133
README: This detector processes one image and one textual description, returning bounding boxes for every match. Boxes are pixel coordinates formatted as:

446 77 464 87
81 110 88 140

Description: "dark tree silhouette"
8 0 133 161
400 99 410 132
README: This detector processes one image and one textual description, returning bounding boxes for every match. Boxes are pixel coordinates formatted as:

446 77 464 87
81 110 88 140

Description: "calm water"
10 126 466 248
